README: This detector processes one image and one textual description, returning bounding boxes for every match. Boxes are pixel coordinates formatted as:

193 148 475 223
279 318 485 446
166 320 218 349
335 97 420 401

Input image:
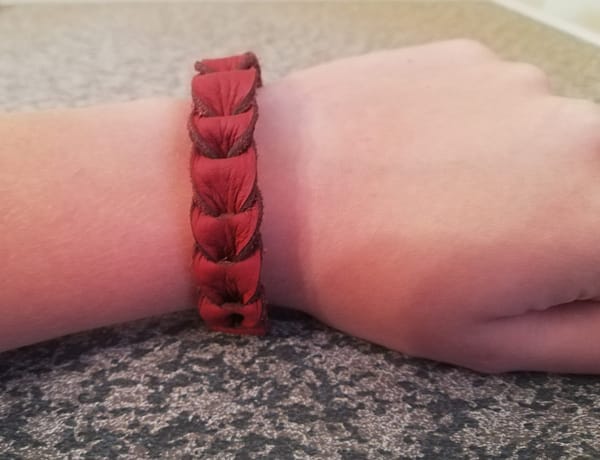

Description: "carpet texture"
1 2 600 459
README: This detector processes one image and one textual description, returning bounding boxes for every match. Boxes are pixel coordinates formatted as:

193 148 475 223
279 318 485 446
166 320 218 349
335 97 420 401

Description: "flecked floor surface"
1 2 600 459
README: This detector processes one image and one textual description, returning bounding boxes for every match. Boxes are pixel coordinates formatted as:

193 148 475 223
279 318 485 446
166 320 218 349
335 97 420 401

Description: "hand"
255 39 600 374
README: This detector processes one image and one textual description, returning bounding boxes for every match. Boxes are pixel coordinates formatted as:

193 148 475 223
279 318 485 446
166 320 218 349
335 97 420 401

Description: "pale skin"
2 40 600 374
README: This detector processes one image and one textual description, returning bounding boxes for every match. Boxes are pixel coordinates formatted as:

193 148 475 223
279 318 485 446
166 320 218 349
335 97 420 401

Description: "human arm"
3 40 600 374
0 99 200 351
0 94 309 353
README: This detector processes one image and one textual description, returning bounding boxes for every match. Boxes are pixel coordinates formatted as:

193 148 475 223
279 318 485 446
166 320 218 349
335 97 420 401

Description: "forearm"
0 99 201 351
0 78 322 353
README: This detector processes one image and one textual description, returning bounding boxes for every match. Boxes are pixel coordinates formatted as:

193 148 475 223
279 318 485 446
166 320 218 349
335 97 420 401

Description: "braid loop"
188 52 269 335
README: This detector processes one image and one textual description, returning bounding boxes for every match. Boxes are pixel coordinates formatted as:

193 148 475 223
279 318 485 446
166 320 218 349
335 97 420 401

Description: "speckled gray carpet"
1 2 600 459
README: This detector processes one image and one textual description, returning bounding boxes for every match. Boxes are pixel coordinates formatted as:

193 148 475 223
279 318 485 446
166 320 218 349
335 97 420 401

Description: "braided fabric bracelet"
188 52 269 335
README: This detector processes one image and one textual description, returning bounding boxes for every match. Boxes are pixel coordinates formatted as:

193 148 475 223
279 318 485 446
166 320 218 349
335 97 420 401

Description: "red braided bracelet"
188 52 269 335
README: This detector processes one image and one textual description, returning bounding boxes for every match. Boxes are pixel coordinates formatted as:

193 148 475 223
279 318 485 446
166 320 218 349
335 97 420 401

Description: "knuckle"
509 62 551 88
568 99 600 150
446 38 496 57
576 99 600 120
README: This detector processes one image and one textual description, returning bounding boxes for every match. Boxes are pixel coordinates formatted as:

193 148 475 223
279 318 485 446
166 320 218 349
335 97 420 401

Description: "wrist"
253 80 316 316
